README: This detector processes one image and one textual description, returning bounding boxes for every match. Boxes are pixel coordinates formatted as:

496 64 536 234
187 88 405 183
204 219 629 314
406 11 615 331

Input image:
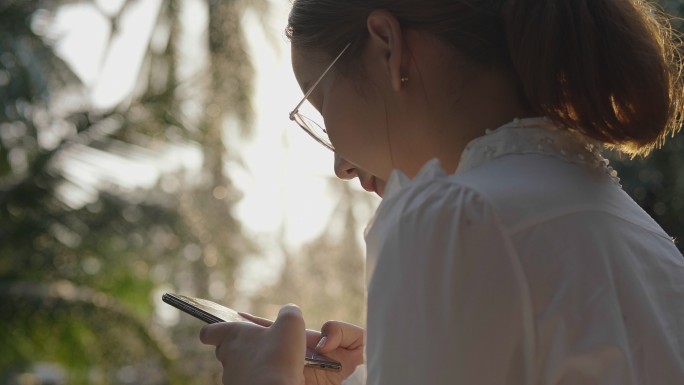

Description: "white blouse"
343 117 684 385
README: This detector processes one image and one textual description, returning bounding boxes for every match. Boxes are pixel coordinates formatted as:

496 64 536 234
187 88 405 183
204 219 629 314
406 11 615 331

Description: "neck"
440 69 534 174
392 65 534 177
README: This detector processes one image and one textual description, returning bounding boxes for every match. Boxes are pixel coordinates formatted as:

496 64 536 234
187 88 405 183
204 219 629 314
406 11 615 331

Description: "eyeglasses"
289 43 351 151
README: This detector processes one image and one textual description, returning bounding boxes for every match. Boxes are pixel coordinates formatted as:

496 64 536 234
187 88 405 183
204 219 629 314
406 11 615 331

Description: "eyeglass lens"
294 99 333 150
293 113 333 150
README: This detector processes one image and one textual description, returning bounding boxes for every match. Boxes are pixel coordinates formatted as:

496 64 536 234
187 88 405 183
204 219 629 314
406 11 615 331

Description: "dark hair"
286 0 684 156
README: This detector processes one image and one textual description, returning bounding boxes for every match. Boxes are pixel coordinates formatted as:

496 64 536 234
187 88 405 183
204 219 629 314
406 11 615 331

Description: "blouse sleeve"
341 364 368 385
365 181 535 385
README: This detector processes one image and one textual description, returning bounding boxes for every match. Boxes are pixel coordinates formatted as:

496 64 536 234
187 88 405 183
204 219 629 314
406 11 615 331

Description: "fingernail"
280 304 302 316
316 336 327 351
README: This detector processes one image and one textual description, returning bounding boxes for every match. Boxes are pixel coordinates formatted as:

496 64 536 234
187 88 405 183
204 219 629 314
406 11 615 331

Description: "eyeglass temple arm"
290 42 352 116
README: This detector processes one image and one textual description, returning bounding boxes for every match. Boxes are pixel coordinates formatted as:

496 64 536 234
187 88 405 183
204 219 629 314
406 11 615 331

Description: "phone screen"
162 292 342 371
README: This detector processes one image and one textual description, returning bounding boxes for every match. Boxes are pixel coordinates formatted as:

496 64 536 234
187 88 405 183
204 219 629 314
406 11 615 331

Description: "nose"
334 154 358 180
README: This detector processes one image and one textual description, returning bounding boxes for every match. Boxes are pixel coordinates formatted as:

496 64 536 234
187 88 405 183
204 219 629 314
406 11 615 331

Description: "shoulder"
371 154 552 238
364 169 511 292
368 172 509 267
369 154 646 256
366 169 536 384
374 174 499 234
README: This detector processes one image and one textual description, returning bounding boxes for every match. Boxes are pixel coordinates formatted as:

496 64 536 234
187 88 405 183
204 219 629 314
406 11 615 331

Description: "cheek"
324 85 392 177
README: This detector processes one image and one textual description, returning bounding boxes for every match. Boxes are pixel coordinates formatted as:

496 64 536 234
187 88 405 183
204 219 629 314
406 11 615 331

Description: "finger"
317 321 365 353
199 322 235 346
305 329 322 348
238 311 273 327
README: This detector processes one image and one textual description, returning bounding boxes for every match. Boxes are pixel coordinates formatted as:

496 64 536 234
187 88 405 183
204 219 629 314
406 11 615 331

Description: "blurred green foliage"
611 134 684 252
0 0 260 383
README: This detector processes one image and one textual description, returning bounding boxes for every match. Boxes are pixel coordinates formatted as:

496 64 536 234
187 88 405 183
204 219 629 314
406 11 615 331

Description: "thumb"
270 304 306 352
317 321 365 353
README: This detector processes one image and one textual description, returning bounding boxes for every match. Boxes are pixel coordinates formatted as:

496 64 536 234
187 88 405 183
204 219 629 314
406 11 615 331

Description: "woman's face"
290 11 533 190
291 45 396 187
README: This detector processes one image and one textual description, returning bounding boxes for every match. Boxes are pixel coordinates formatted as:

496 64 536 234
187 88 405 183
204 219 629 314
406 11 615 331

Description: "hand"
303 321 365 385
200 304 306 385
241 313 366 385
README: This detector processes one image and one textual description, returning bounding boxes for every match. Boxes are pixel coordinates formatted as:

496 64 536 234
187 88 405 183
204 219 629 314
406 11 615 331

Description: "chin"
375 180 386 198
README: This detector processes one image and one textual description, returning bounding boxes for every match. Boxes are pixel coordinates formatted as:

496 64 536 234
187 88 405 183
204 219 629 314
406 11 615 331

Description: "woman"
200 1 684 384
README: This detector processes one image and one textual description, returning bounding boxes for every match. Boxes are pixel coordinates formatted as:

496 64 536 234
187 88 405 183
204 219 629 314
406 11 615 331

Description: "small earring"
400 76 409 83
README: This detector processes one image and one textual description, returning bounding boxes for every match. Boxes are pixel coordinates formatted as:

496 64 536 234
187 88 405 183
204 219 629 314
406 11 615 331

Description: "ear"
366 10 407 92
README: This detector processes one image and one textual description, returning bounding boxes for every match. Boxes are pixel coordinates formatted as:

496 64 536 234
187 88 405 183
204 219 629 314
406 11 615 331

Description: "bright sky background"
48 0 379 294
233 2 380 291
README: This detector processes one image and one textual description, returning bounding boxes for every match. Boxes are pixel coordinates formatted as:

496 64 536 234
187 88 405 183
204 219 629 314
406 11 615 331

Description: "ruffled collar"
381 117 620 201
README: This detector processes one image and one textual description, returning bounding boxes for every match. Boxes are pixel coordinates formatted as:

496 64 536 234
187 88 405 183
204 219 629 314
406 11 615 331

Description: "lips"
360 176 376 194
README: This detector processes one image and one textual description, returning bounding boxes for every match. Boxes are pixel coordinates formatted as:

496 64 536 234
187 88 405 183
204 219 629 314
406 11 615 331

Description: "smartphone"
162 293 342 371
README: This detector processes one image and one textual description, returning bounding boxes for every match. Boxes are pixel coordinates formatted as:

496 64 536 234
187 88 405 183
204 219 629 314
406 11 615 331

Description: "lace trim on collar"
457 117 620 185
